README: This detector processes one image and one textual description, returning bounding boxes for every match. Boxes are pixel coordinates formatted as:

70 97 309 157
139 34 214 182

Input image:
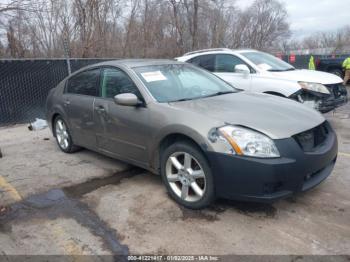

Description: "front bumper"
318 93 348 113
206 122 338 202
290 84 348 113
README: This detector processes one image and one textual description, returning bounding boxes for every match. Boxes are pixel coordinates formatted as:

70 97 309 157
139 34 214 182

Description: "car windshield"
133 64 238 103
242 51 295 72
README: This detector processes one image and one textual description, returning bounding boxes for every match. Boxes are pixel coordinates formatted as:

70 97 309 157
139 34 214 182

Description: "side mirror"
234 64 250 74
114 93 141 107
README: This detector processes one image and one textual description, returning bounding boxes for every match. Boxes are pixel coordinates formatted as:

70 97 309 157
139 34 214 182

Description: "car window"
215 54 248 73
241 51 294 72
177 69 219 92
66 69 100 96
133 64 237 103
100 68 141 99
190 55 215 72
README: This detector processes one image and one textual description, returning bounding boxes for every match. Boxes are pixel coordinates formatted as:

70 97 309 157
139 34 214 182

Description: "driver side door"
94 67 151 167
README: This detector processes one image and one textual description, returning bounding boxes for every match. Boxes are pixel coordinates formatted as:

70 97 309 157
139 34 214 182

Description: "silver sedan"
46 59 337 209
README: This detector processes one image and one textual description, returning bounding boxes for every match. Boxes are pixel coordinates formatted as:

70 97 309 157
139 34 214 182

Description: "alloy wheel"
165 152 206 202
55 119 70 150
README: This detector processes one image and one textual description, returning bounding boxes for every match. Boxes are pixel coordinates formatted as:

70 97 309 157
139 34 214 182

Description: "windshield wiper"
168 97 197 102
168 91 234 102
202 90 235 98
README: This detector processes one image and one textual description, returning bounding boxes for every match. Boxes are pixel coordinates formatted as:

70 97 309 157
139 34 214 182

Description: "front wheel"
161 141 215 209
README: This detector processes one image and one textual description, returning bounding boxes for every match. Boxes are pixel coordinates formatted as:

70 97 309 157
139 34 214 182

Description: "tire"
53 116 80 153
160 141 215 209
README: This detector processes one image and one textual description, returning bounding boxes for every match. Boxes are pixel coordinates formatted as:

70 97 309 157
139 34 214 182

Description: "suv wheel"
161 142 215 209
54 116 80 153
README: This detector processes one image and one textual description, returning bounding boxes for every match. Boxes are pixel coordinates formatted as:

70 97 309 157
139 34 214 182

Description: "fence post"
66 57 71 75
63 36 71 75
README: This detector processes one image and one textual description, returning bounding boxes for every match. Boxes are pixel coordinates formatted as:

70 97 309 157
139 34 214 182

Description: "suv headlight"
218 126 280 158
298 82 330 94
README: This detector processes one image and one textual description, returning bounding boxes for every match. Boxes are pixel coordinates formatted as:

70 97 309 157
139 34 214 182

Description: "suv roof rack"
184 48 232 56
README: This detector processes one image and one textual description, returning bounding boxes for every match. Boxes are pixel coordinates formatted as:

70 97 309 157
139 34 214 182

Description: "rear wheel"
54 116 80 153
161 141 215 209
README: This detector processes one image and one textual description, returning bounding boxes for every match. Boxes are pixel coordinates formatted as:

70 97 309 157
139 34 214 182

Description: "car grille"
325 84 348 99
293 122 329 152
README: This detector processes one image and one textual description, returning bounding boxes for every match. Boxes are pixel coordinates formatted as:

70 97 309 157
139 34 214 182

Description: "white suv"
176 48 348 113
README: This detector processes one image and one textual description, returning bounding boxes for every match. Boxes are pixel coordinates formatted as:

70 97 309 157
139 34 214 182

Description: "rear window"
66 69 100 96
190 55 215 72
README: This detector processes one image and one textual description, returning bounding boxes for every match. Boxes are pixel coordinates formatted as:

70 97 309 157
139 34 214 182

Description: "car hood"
169 92 325 139
267 69 343 85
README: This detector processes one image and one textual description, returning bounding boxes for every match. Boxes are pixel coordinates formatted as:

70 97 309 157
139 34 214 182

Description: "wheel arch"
51 113 61 136
49 104 70 136
151 130 211 174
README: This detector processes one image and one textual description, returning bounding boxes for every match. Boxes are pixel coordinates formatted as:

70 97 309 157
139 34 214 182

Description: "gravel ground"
0 92 349 257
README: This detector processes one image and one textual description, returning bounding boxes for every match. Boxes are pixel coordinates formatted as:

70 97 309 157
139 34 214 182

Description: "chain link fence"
0 58 113 126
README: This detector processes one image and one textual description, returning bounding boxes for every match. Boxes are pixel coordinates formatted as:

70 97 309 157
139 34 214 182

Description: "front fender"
252 76 302 97
149 124 213 174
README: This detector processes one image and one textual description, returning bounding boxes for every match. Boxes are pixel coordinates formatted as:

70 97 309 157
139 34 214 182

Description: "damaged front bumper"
290 84 348 113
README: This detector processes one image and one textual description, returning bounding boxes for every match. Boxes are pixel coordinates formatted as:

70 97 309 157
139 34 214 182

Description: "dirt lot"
1 95 350 257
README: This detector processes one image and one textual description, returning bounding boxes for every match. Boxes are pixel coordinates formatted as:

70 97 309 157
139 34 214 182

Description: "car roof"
88 59 185 69
177 48 258 60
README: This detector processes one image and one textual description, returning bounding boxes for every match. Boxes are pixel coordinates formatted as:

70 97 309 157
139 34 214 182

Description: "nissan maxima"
46 60 338 209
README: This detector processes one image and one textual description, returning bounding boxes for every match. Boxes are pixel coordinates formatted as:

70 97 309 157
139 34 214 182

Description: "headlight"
218 126 280 158
298 82 330 94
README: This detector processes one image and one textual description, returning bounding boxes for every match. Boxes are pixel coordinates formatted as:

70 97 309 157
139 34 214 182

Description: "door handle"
63 100 70 106
94 106 106 113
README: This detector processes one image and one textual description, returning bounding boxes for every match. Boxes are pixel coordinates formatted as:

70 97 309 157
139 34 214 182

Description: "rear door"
63 68 101 149
93 67 151 167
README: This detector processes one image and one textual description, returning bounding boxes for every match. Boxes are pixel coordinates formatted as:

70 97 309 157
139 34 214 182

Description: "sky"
236 0 350 39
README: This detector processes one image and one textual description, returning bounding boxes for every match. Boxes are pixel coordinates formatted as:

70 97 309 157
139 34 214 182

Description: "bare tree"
0 1 33 13
183 0 198 49
1 0 294 58
123 0 140 57
169 0 185 54
229 0 290 50
282 25 350 54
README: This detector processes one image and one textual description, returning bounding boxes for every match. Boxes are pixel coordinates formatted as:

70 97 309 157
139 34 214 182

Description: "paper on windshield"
141 71 167 82
256 63 272 71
